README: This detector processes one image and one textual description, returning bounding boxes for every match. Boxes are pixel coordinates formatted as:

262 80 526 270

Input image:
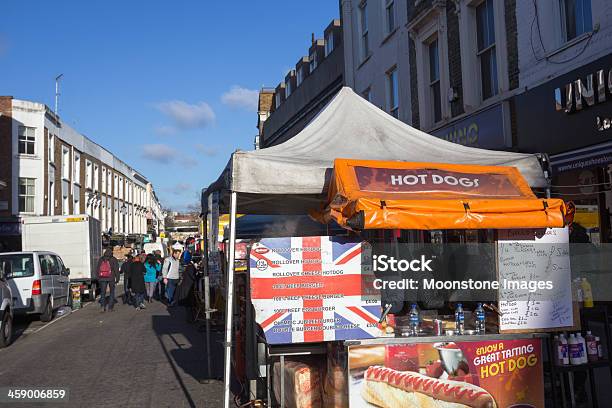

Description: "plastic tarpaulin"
203 87 549 215
316 159 567 230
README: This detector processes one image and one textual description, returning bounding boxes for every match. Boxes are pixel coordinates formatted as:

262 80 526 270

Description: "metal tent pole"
223 191 238 408
201 209 212 382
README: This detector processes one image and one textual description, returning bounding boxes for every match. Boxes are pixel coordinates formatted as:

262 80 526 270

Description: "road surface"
1 292 224 407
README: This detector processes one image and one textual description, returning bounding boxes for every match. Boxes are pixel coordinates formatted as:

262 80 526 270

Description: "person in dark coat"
175 262 197 307
129 254 147 310
96 248 120 312
120 255 133 305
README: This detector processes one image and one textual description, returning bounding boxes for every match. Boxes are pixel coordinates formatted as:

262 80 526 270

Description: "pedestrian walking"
154 250 163 264
162 249 181 306
154 250 165 301
96 248 120 312
144 254 160 303
121 255 133 305
130 254 147 310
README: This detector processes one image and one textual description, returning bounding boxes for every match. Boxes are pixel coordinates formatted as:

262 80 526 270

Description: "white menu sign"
497 227 573 331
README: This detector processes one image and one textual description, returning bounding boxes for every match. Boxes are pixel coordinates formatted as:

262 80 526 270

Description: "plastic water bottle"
409 304 420 336
455 303 465 335
475 303 486 334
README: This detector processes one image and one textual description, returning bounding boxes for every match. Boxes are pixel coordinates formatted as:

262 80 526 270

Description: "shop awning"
316 159 567 230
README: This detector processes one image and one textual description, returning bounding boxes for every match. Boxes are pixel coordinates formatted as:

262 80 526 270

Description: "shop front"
515 53 612 243
431 101 513 150
0 217 22 252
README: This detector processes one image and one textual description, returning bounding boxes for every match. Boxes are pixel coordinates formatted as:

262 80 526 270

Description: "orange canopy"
315 159 567 230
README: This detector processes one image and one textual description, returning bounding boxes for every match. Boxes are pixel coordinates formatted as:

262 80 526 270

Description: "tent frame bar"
223 191 238 408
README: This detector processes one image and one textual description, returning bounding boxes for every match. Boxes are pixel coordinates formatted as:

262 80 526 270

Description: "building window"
428 38 442 123
61 147 70 180
63 194 69 216
48 134 54 162
119 177 124 200
359 1 370 61
560 0 593 41
387 67 399 118
286 80 291 98
476 0 498 100
18 126 36 155
385 0 395 34
73 186 80 214
101 168 107 193
275 92 281 109
18 178 35 213
74 152 81 183
48 181 54 215
93 164 99 191
309 51 318 73
325 31 334 57
297 68 303 86
85 160 92 188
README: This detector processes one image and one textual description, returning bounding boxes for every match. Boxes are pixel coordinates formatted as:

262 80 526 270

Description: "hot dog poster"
348 338 544 408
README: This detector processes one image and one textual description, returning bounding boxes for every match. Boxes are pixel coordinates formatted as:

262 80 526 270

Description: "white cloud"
142 144 199 168
194 143 219 157
166 182 193 195
221 86 259 112
183 156 199 168
153 125 177 136
155 100 215 129
141 144 178 164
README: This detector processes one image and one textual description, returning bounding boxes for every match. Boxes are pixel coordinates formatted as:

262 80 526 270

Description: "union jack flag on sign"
249 236 382 344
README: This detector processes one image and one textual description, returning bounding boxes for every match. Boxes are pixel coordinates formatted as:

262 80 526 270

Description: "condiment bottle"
596 336 603 358
569 334 581 365
576 333 588 364
582 278 594 308
586 331 599 362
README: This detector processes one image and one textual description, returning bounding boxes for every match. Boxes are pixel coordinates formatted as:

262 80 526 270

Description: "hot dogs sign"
353 166 525 198
348 338 544 408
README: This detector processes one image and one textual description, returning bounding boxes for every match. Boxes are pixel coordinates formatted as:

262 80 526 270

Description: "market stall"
201 87 570 408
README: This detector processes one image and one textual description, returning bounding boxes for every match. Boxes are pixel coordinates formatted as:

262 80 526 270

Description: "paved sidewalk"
0 294 224 407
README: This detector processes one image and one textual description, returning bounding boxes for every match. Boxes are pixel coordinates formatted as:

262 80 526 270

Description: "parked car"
0 252 71 322
0 260 13 347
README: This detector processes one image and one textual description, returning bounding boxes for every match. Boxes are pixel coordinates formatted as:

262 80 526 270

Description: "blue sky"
0 1 340 210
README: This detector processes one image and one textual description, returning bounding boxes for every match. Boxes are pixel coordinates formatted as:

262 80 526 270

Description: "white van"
0 251 71 322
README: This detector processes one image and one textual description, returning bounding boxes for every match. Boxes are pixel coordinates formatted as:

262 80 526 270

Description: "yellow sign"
65 217 86 222
160 232 166 238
